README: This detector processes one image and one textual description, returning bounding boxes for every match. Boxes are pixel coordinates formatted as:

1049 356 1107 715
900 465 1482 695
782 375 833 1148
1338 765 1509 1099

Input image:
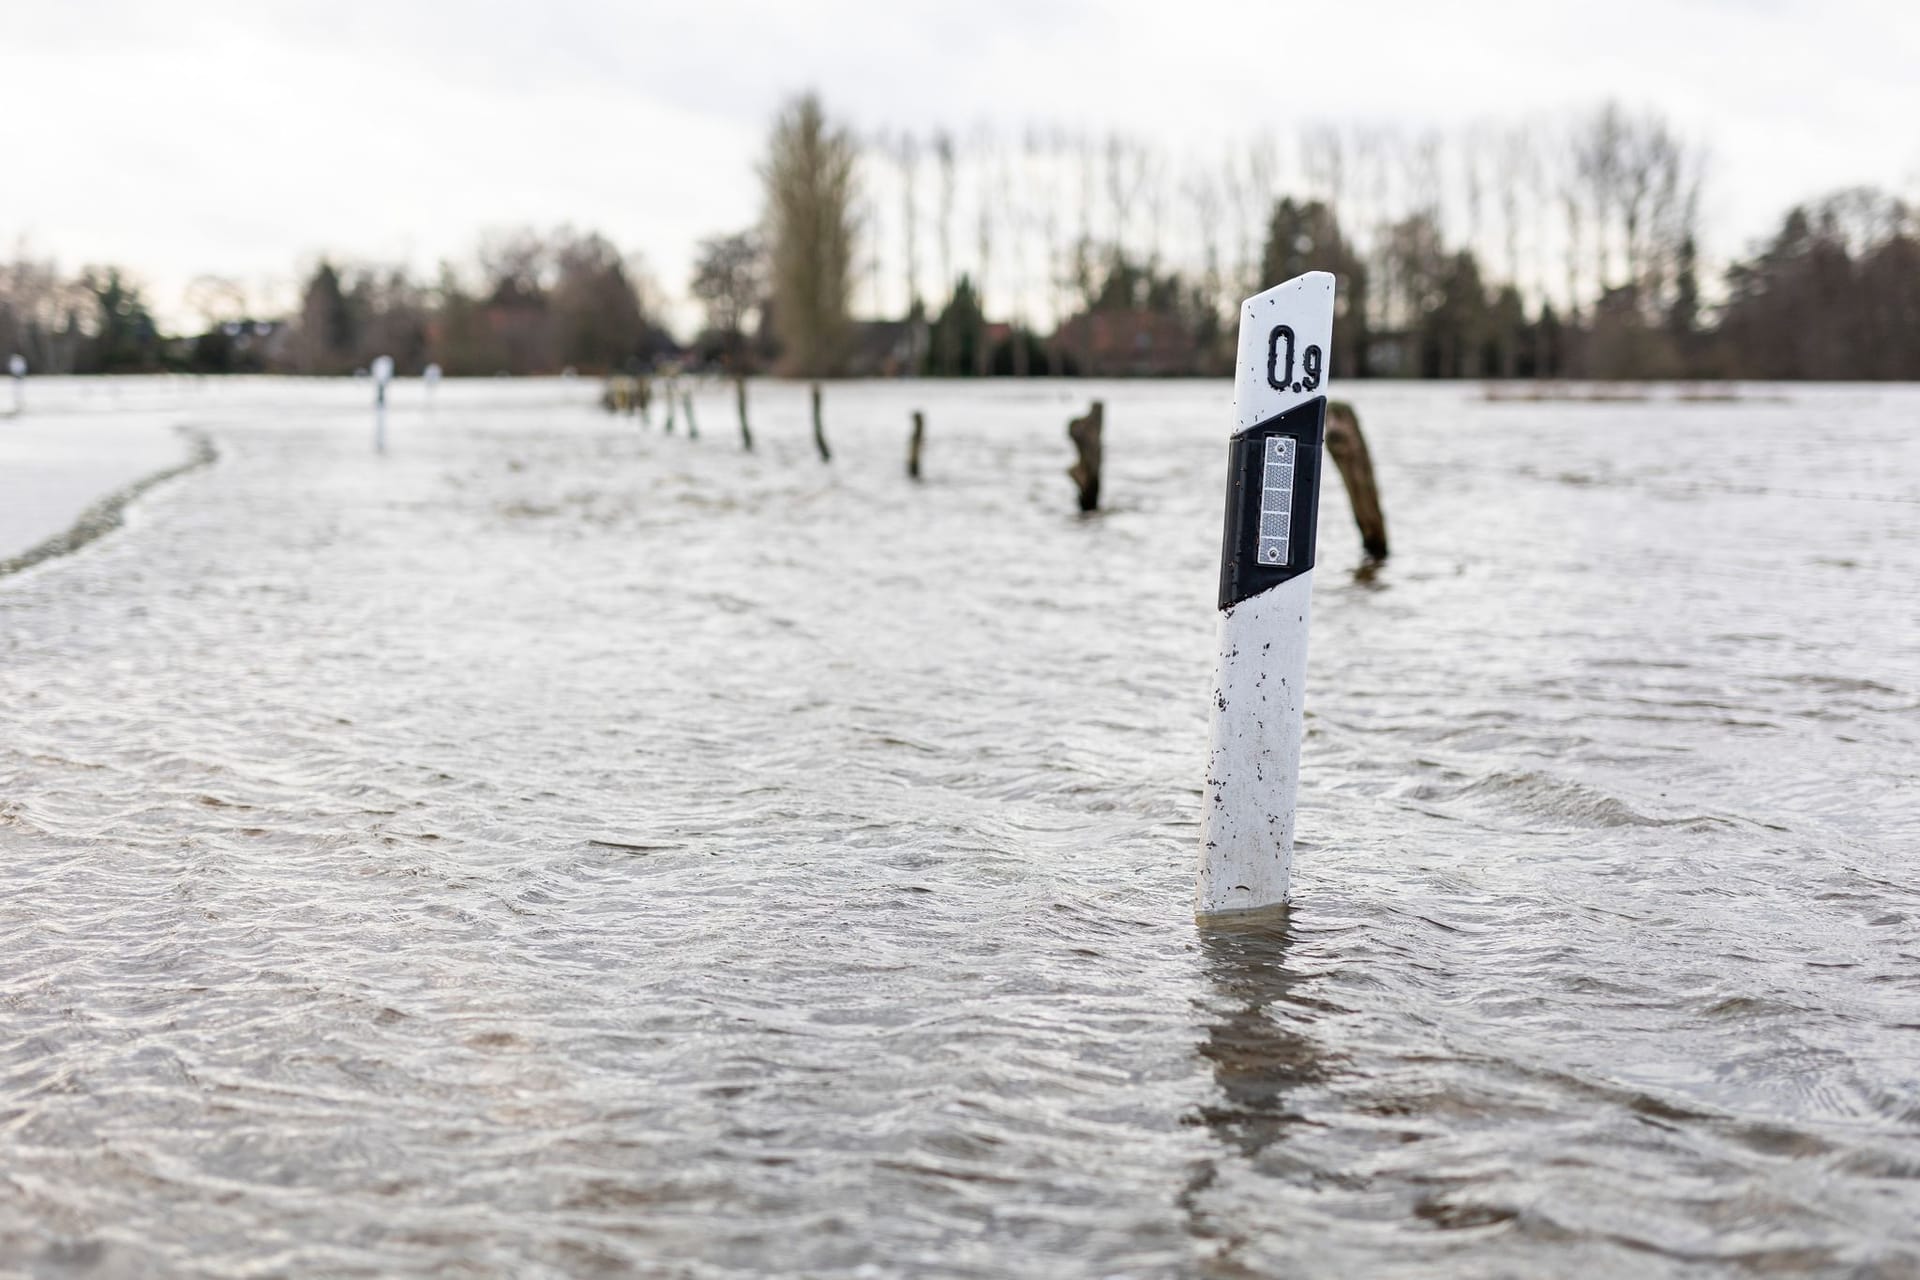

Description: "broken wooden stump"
735 377 753 452
811 383 831 463
1325 400 1388 561
907 411 925 480
1067 400 1104 513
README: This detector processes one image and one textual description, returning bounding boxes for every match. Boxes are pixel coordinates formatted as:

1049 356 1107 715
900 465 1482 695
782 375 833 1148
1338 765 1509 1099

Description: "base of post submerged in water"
1198 271 1335 918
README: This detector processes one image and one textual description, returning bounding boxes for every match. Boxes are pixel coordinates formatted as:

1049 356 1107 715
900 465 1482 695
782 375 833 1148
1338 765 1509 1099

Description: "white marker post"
7 353 24 416
371 354 394 452
1198 271 1335 916
423 361 442 412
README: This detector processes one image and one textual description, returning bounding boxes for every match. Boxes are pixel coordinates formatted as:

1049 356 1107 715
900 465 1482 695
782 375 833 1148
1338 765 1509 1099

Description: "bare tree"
1406 130 1444 224
1005 133 1036 373
690 230 765 372
1301 123 1347 215
1139 144 1169 269
763 93 858 378
973 128 998 375
1183 168 1226 331
1559 159 1586 323
1459 125 1489 265
1232 132 1279 294
933 130 957 372
1352 126 1394 333
1573 103 1626 291
0 249 88 374
1493 126 1535 298
896 130 923 309
184 275 248 330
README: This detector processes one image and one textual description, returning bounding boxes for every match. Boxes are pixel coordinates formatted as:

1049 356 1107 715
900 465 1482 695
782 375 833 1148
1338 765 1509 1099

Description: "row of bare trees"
8 96 1914 380
729 94 1916 380
669 98 1716 380
846 105 1708 358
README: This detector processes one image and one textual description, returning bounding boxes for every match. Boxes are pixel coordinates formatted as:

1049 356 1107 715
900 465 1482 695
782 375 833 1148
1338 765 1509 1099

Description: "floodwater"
1 376 1916 1277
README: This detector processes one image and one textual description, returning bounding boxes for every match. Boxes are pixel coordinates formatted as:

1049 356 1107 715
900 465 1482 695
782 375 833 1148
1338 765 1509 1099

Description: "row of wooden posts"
601 375 1387 560
599 375 850 474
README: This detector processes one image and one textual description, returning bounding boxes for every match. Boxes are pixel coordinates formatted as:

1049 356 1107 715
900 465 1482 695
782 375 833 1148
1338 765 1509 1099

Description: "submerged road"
0 409 198 570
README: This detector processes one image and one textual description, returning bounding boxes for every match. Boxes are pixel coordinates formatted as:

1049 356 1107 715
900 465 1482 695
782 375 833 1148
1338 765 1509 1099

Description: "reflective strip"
1257 436 1296 566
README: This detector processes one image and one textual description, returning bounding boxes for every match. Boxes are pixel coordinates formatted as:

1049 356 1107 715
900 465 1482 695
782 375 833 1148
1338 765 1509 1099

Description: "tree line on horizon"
2 97 1915 381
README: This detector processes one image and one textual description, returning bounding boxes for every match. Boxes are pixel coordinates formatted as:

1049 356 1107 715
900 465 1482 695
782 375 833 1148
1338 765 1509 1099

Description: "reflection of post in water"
1181 908 1329 1266
1192 908 1325 1157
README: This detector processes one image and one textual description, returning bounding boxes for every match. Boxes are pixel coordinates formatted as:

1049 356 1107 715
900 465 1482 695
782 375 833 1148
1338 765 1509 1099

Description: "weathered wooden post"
663 378 677 434
1198 271 1335 916
1325 401 1388 561
811 383 831 463
7 353 24 416
736 377 753 451
907 411 925 480
371 354 394 452
1067 400 1103 512
682 387 699 440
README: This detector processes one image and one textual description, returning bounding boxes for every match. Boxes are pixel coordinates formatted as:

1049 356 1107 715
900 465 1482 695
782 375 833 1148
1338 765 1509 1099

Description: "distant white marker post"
1198 271 1336 916
423 361 442 412
7 353 24 416
372 354 394 452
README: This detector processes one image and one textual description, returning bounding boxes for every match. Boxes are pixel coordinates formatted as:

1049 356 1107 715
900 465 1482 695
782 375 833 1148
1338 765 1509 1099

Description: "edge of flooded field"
0 425 217 580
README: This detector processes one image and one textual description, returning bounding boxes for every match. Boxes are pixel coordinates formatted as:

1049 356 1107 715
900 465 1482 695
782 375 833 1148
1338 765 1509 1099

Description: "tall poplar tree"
763 94 857 377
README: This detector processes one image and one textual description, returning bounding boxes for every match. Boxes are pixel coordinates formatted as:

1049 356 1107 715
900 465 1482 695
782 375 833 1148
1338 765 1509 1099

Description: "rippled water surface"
2 377 1917 1277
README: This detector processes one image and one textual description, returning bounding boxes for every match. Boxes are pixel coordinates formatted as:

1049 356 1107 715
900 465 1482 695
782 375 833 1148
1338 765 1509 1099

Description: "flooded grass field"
1 377 1916 1276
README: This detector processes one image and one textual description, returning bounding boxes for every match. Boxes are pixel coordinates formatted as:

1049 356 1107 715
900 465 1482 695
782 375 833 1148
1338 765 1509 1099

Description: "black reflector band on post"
1217 395 1326 610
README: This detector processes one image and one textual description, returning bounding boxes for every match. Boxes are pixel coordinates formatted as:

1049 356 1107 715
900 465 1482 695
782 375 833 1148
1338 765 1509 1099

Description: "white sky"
2 0 1916 332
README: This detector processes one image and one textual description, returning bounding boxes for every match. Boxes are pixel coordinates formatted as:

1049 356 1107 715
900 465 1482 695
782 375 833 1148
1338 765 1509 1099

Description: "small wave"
1443 770 1723 831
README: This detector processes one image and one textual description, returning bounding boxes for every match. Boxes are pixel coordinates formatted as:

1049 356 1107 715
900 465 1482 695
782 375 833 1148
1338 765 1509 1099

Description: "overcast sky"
3 0 1915 329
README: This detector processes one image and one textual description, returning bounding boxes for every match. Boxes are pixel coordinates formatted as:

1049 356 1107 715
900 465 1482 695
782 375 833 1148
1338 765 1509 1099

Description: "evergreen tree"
925 275 985 376
80 267 161 372
296 262 355 373
1260 198 1369 377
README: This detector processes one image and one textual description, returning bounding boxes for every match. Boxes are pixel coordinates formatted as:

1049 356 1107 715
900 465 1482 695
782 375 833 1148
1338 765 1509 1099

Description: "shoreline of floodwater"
0 426 216 580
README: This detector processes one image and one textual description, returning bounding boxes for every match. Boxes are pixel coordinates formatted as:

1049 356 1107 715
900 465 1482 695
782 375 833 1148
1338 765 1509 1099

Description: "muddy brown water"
1 378 1916 1276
